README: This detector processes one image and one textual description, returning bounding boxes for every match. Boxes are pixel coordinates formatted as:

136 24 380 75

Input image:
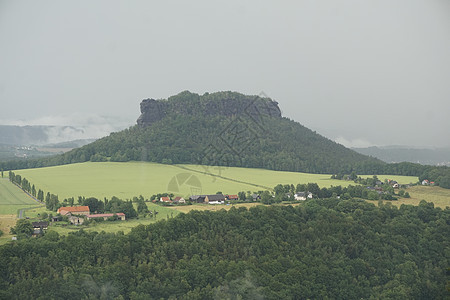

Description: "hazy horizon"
1 1 449 148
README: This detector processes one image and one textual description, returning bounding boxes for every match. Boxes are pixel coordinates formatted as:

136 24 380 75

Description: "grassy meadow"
0 178 44 244
14 161 419 200
1 161 448 244
0 178 41 215
0 215 16 245
366 185 450 209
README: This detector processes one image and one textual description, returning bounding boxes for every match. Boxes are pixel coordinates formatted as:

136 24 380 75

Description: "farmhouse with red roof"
57 206 90 216
160 196 172 203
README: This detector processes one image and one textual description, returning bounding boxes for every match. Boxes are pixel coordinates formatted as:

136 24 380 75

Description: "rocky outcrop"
137 91 282 127
136 99 166 127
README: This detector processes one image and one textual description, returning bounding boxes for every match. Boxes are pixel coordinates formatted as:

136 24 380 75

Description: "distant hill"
0 125 84 146
1 91 387 175
0 139 97 162
41 139 97 149
353 146 450 166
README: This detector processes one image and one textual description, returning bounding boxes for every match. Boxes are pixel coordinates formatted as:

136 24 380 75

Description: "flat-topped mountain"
1 91 391 175
137 91 282 127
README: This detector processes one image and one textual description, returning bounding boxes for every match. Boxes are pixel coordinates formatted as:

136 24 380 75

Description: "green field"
0 178 41 215
366 185 450 209
0 178 43 244
14 162 419 200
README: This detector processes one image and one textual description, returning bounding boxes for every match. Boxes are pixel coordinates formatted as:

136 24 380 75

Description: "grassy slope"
1 162 447 243
14 161 419 200
406 185 450 207
0 178 43 244
15 162 267 200
0 178 41 214
366 185 450 208
0 215 16 245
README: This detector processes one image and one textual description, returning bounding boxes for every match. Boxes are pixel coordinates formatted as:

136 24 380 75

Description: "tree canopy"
1 200 448 299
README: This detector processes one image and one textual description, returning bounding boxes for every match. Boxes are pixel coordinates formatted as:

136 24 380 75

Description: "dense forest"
1 200 449 299
0 117 383 174
1 91 449 187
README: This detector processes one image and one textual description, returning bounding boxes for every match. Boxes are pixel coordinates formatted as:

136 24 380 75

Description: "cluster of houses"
421 179 435 186
158 192 315 205
293 192 313 201
31 221 48 236
25 206 125 237
158 194 241 205
189 194 230 204
56 206 126 225
158 194 232 205
158 196 186 204
189 194 265 204
386 179 400 188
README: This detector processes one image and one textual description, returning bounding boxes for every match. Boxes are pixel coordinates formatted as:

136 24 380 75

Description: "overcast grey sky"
1 0 449 147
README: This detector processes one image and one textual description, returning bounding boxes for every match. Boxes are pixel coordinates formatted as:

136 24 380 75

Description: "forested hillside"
1 91 449 186
60 115 385 174
1 200 448 299
0 91 384 174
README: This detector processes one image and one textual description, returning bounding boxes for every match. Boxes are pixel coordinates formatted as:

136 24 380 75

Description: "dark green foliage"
150 193 173 201
9 219 33 238
439 175 450 189
136 198 149 215
37 189 44 202
45 193 59 211
104 196 137 219
41 212 48 220
1 200 448 299
83 197 104 213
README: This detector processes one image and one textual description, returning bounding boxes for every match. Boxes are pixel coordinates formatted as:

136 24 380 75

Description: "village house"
57 206 90 225
388 180 399 188
294 192 313 201
225 194 239 201
86 213 126 221
160 196 172 203
32 221 48 236
32 221 48 230
57 206 90 216
172 197 186 204
68 215 85 225
251 194 261 201
190 195 206 203
205 194 226 204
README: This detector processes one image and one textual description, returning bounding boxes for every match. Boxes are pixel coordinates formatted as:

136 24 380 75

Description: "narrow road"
4 179 44 219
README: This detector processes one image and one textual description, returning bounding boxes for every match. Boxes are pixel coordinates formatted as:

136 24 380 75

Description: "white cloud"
0 113 135 144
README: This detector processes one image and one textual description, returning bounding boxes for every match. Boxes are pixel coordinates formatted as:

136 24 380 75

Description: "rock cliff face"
136 99 166 127
137 91 282 127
